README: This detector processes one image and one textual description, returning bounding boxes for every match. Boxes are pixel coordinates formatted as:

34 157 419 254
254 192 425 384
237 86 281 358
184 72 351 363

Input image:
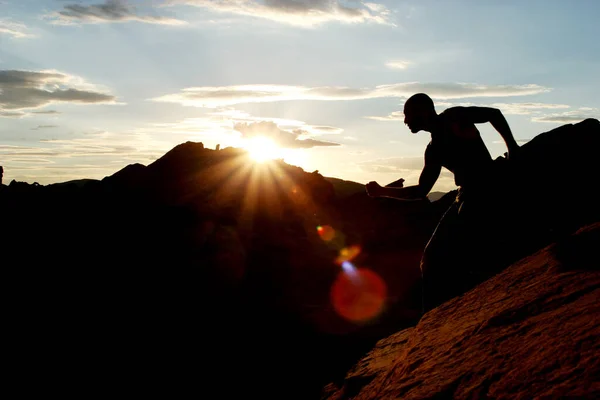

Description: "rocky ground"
323 222 600 399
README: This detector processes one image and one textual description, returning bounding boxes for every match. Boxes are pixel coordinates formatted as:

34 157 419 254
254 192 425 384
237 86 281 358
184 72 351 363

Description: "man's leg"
420 200 465 314
459 191 517 277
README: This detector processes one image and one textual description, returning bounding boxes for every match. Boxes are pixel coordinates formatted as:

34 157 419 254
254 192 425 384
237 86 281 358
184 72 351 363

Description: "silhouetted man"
365 93 520 313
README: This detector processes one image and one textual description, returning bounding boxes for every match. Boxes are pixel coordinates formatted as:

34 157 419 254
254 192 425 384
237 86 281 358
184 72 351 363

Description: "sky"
1 0 599 191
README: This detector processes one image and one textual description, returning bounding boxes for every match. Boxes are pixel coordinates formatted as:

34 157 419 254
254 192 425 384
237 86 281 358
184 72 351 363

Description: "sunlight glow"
279 148 308 168
245 137 281 163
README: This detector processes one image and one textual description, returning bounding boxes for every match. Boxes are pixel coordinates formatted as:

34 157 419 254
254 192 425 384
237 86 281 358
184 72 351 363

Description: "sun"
245 136 281 163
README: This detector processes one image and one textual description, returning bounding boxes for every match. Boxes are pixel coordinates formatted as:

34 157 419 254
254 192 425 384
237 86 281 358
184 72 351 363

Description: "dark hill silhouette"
325 177 449 203
48 178 98 188
325 176 366 199
426 191 448 202
2 118 599 398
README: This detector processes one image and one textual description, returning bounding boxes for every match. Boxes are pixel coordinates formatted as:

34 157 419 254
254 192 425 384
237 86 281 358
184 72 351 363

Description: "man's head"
403 93 436 133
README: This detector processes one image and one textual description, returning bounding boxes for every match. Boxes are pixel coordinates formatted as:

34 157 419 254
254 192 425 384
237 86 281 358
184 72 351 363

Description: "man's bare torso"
426 107 493 187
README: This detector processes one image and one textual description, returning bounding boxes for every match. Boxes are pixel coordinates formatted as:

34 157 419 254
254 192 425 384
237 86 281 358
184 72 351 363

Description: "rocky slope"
323 222 600 399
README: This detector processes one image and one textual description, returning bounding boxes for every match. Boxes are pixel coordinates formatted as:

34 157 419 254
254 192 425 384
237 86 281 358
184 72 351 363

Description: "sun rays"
204 146 387 324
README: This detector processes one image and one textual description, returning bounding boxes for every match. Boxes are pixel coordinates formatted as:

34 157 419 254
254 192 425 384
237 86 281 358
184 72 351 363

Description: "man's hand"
366 181 383 197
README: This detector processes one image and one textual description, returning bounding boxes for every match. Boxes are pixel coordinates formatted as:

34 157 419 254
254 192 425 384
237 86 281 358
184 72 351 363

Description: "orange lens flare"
317 225 336 242
330 268 387 323
335 245 361 265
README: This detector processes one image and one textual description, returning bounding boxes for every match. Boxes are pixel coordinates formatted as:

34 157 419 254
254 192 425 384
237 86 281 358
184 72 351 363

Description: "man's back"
427 107 494 188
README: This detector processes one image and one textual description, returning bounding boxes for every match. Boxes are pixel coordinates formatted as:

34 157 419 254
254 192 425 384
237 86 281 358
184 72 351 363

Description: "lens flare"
341 261 354 271
317 225 336 242
330 268 387 323
335 245 361 265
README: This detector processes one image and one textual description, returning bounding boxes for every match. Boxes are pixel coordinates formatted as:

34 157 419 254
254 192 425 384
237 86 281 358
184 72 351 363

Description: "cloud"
366 101 572 122
31 110 62 115
1 111 26 118
49 0 187 25
140 108 345 146
31 125 59 130
0 69 117 116
0 140 139 160
307 125 344 135
385 60 412 70
0 20 34 38
365 110 404 121
166 0 393 27
233 121 340 148
357 156 456 191
532 109 599 123
0 131 165 184
358 156 425 173
151 82 552 108
491 102 570 115
374 83 550 100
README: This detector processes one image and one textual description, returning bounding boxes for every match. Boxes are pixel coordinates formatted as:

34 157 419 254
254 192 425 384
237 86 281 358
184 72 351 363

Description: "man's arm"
366 162 441 201
463 106 520 156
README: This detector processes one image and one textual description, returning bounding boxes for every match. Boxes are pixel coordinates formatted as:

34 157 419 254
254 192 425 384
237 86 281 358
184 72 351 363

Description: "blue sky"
1 0 598 191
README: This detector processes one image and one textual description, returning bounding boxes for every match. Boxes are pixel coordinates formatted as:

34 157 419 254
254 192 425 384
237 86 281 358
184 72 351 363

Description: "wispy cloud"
0 131 164 184
532 109 599 123
307 125 344 135
1 111 26 118
31 125 59 130
233 121 340 149
385 60 412 70
357 156 456 191
135 108 345 154
366 102 574 122
31 110 62 115
2 109 63 118
143 108 344 139
166 0 393 27
49 0 187 26
0 20 34 38
491 102 570 115
365 110 404 121
0 69 117 116
358 156 425 173
151 82 552 108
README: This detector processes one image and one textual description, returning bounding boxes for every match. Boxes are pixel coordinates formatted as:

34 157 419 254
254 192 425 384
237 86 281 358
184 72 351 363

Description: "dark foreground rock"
323 222 600 399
